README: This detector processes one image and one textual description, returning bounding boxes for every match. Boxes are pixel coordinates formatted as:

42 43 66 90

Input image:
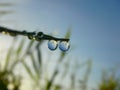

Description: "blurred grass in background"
1 28 120 90
98 66 120 90
0 29 93 90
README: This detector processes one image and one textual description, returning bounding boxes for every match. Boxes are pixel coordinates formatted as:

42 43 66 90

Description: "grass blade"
4 38 17 71
46 70 59 90
21 61 36 81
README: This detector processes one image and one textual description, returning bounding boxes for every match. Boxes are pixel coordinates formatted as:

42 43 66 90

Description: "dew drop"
59 41 70 52
2 31 7 34
48 40 58 50
28 35 36 40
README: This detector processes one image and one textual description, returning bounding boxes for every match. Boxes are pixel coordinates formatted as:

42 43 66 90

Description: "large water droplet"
48 40 58 50
59 41 70 52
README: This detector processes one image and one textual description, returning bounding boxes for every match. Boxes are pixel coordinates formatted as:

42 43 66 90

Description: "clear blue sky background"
1 0 120 88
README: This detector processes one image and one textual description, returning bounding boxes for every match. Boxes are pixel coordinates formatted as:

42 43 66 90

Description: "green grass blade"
65 27 72 39
9 38 25 70
21 61 36 81
36 41 43 67
45 70 59 90
54 85 61 90
4 37 17 71
29 52 40 78
16 38 25 56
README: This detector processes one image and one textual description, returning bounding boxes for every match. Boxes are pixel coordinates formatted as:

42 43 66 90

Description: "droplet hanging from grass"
59 41 70 52
48 40 58 50
2 31 8 34
28 34 36 40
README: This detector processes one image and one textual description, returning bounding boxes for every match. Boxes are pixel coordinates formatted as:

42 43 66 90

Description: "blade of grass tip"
21 60 36 81
65 26 72 39
3 37 17 71
46 70 59 90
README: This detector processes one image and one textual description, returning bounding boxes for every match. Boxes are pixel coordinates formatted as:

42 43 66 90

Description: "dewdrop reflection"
48 40 58 50
59 41 70 52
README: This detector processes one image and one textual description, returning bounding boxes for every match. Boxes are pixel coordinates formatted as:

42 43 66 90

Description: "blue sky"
15 0 120 68
1 0 120 88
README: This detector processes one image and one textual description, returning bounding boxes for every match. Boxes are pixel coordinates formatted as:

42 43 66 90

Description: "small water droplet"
48 40 58 50
59 41 70 52
28 35 36 40
2 31 7 34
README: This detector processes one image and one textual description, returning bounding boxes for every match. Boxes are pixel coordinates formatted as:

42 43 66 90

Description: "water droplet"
2 31 7 34
48 40 58 50
59 41 70 52
28 35 36 40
